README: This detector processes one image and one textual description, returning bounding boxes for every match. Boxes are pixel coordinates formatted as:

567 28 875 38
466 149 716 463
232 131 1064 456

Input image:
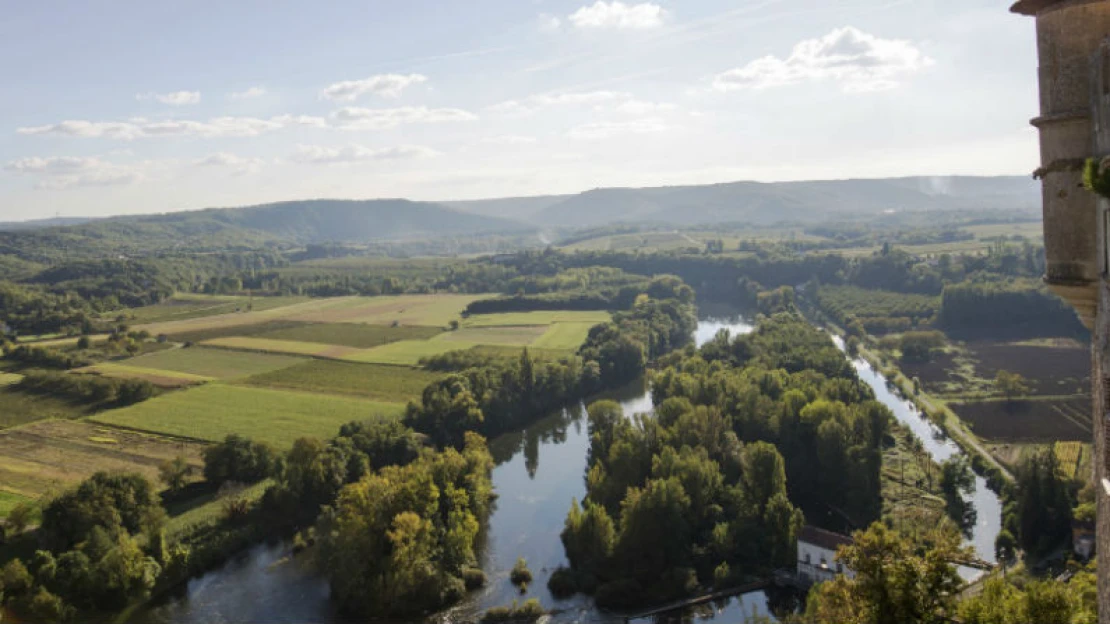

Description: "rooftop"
798 525 854 551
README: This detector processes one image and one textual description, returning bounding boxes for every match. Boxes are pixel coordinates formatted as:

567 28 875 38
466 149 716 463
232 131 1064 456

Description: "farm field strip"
115 346 305 379
134 297 362 337
73 363 212 388
0 420 206 497
1055 442 1084 479
287 293 489 327
90 384 406 449
200 336 364 359
532 322 598 350
463 310 611 327
252 322 443 348
432 325 549 346
341 339 477 366
951 398 1091 443
239 360 442 403
122 295 308 324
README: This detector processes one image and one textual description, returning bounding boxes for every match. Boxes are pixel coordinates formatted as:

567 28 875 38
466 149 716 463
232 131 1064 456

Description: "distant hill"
440 195 570 221
0 217 96 231
519 176 1039 227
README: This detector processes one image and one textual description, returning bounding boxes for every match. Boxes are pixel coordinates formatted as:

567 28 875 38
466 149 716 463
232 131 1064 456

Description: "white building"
797 525 854 585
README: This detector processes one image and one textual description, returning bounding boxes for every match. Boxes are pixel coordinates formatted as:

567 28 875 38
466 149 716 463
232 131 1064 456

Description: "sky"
0 0 1038 221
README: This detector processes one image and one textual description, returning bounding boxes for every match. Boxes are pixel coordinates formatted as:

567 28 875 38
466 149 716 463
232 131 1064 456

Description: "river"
130 309 999 623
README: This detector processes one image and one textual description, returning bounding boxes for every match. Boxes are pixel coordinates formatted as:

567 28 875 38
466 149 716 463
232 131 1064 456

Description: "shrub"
510 557 532 587
547 567 577 598
480 599 545 623
463 567 487 590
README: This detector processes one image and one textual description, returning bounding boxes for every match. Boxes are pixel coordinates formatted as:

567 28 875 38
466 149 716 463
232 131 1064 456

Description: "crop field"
252 322 442 348
73 363 211 388
122 295 308 325
111 347 303 380
0 420 206 498
287 293 488 326
134 297 357 339
343 339 471 366
532 322 598 350
963 341 1090 396
1054 441 1084 479
91 384 405 448
240 360 442 403
896 350 961 393
435 325 549 346
464 311 611 327
951 397 1091 442
0 387 92 429
201 336 364 359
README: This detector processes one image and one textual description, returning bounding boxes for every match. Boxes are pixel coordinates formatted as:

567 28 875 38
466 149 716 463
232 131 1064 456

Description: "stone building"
796 525 854 586
1012 0 1110 617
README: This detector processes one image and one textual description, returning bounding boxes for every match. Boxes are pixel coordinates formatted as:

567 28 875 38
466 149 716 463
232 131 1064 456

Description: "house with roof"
797 525 854 585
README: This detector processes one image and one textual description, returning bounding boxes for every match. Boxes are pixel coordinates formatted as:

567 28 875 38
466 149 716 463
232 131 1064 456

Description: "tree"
6 502 34 535
993 529 1017 568
157 456 191 493
938 457 976 534
202 434 279 485
994 370 1030 400
805 523 966 624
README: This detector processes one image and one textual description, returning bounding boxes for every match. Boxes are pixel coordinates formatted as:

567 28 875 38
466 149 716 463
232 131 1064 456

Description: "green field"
253 322 443 348
201 336 363 359
92 384 405 448
120 347 304 379
122 295 309 324
342 340 475 366
463 311 611 327
532 322 598 350
0 491 34 519
75 363 212 388
288 294 490 326
241 360 442 402
0 387 90 429
434 325 548 346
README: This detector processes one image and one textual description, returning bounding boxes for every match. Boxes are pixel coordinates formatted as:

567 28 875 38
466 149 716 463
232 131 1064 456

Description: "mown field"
202 336 365 359
0 420 206 498
251 322 442 348
91 384 405 448
240 360 442 403
74 363 211 388
120 294 308 325
95 346 303 380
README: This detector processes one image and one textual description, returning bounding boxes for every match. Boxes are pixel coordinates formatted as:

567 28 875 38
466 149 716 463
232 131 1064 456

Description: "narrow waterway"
129 309 998 623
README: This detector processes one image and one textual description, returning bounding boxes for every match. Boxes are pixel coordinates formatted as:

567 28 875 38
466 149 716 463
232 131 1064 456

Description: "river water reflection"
130 311 995 623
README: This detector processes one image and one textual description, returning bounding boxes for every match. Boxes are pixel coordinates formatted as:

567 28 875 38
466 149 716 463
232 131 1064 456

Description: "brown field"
966 342 1090 396
897 350 960 392
0 420 206 498
952 397 1091 442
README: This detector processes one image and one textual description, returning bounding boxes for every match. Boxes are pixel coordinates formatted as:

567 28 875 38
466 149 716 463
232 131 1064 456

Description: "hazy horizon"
2 1 1038 221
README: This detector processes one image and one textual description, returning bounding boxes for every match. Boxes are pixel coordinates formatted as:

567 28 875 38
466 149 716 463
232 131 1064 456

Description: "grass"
253 322 443 348
0 387 91 429
1055 441 1084 479
121 295 309 324
0 420 206 498
73 363 212 388
342 340 479 366
0 373 22 387
120 346 304 379
240 360 442 403
463 311 611 327
91 384 405 448
288 294 490 327
434 325 549 346
0 491 34 519
532 322 599 350
200 336 363 359
165 480 272 543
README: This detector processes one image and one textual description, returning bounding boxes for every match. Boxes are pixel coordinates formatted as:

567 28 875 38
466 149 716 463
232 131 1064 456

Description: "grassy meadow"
91 384 406 448
113 347 304 379
240 360 442 403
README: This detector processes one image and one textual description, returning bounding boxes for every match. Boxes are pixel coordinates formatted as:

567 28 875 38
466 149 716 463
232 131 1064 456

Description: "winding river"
129 309 1000 623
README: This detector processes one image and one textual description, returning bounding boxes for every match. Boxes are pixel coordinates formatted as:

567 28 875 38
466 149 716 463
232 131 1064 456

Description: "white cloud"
329 106 477 130
711 27 933 93
136 90 201 106
569 118 668 140
193 152 264 175
3 156 142 189
481 135 538 145
490 90 628 115
291 144 440 165
17 115 327 140
610 99 676 115
569 2 666 30
320 74 428 102
229 87 267 100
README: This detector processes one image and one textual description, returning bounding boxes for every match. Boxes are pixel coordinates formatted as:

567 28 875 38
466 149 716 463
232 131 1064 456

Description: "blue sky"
1 0 1037 220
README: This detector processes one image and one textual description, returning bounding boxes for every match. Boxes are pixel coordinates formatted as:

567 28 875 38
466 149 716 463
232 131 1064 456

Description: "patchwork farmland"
0 293 610 500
